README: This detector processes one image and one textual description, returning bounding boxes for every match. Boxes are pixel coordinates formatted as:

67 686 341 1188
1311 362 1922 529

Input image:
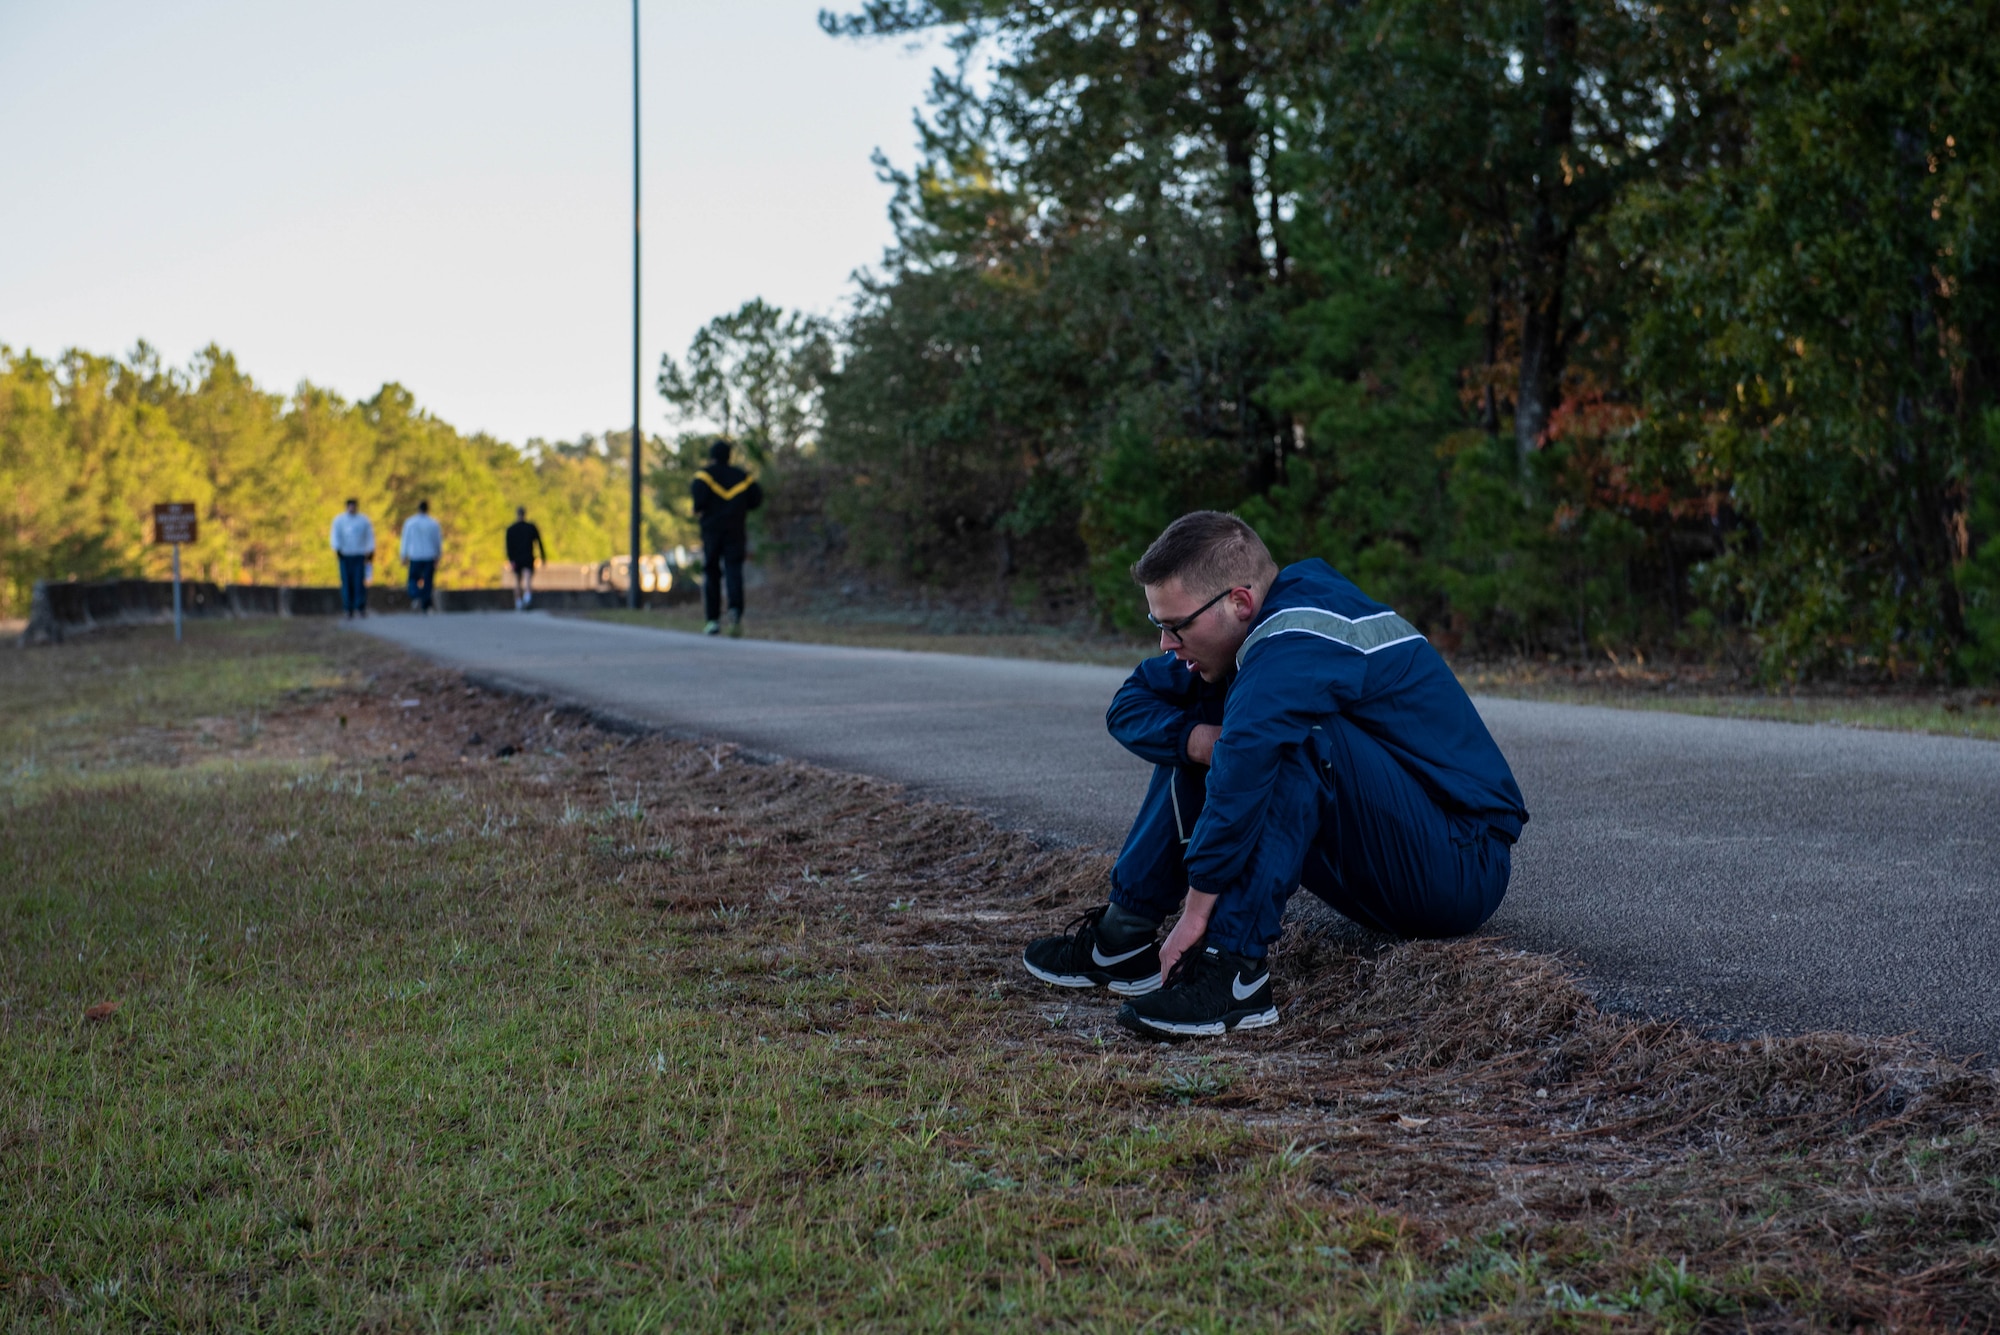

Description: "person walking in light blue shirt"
329 499 375 618
398 500 443 613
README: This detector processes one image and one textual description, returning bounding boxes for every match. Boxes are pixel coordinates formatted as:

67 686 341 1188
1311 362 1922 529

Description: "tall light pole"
628 0 642 609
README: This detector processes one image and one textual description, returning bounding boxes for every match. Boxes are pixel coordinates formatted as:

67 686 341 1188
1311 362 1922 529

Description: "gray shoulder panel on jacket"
1236 607 1424 670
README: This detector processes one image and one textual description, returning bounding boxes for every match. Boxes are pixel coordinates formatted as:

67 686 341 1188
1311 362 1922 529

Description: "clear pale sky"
0 1 942 445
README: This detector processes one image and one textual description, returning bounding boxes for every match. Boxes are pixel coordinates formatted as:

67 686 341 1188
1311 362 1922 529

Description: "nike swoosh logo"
1091 942 1151 966
1231 973 1268 1001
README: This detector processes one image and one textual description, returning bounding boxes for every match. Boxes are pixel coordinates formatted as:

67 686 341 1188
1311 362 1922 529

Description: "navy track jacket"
1106 558 1528 900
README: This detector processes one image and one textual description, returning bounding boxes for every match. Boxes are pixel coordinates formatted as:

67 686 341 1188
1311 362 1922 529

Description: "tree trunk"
1891 126 1969 655
1200 0 1280 492
1514 236 1569 474
1204 0 1265 295
1481 270 1502 436
1513 0 1578 491
1265 124 1289 287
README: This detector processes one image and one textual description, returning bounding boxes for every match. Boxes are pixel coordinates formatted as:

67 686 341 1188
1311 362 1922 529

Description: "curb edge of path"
459 669 791 767
453 667 1113 856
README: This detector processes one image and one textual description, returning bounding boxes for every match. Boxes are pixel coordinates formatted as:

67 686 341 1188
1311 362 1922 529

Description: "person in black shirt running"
690 438 763 636
504 507 547 610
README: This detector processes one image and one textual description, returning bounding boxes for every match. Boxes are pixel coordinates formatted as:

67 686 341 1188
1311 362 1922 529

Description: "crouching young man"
1023 512 1529 1039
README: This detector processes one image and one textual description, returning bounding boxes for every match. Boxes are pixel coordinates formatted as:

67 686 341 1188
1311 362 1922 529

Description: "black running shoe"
1021 905 1162 996
1117 943 1278 1038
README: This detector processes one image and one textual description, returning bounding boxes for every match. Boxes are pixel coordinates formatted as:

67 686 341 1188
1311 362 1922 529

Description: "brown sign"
154 502 198 545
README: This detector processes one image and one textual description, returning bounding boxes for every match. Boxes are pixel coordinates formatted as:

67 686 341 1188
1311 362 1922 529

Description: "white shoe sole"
1023 958 1162 996
1123 1006 1279 1037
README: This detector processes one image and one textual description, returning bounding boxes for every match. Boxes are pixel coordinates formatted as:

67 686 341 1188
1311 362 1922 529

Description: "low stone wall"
21 577 693 645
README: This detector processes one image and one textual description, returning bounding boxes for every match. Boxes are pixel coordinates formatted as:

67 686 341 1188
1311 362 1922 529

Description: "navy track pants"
1109 714 1512 957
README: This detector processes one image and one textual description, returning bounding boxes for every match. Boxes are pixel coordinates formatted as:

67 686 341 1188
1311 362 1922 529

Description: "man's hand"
1159 889 1218 981
1184 724 1221 767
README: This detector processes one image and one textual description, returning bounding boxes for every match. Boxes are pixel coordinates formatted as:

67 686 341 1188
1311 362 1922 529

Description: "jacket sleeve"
1105 654 1206 767
690 477 712 516
745 479 764 512
1182 634 1365 897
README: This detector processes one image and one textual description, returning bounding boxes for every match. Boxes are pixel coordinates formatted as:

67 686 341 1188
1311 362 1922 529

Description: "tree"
658 299 833 460
1297 0 1736 485
1622 0 2000 678
819 2 1315 603
155 347 314 584
0 344 666 615
0 346 211 608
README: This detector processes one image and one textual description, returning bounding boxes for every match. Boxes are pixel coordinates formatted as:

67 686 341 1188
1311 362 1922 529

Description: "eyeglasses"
1148 587 1237 645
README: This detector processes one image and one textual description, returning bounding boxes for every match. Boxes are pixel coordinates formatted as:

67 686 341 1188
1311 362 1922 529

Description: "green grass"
0 621 368 782
0 633 1470 1330
0 629 1458 1329
3 624 1995 1329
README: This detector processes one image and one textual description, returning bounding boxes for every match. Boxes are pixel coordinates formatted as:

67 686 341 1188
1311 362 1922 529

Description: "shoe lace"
1057 905 1108 963
1160 942 1218 992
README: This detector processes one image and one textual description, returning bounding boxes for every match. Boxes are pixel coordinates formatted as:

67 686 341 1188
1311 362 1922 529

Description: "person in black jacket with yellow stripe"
690 438 763 636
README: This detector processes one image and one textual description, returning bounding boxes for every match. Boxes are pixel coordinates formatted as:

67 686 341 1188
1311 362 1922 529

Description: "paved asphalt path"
359 612 2000 1056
